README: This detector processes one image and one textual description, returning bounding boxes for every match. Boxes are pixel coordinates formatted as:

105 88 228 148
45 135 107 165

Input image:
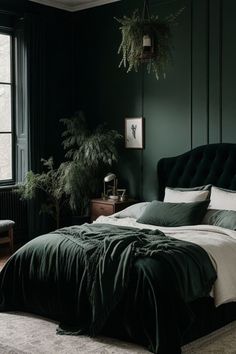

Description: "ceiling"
29 0 120 11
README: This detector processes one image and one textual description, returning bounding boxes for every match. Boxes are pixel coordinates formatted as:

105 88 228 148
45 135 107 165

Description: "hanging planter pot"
115 0 184 80
139 1 156 63
140 27 155 62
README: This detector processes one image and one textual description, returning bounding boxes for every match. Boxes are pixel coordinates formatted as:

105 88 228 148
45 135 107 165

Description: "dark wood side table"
90 198 138 222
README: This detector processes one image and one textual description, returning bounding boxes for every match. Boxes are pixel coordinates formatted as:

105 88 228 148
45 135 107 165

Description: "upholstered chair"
0 220 15 253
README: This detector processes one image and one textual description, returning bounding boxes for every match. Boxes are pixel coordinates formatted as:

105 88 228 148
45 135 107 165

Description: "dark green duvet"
0 223 216 354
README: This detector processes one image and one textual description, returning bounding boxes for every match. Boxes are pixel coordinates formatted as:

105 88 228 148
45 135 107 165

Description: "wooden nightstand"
90 198 138 222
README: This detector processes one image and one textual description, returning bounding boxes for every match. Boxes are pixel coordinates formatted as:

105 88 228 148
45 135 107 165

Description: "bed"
1 143 236 354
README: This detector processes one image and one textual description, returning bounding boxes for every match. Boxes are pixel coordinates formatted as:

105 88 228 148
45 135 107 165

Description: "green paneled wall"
222 0 236 142
75 0 236 201
2 0 236 206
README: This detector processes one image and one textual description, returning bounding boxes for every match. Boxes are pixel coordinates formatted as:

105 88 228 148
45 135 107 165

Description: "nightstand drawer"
91 203 114 220
90 198 138 222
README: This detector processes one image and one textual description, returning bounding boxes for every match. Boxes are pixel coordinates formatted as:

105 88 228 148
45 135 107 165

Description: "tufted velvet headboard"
158 143 236 200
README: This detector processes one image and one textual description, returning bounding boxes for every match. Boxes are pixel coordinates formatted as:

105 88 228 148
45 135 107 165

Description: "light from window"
0 33 12 182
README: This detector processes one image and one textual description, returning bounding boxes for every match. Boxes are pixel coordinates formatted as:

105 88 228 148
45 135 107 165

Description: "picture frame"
125 117 144 149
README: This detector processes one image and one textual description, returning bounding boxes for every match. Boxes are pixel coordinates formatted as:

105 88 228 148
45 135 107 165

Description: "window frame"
0 28 15 186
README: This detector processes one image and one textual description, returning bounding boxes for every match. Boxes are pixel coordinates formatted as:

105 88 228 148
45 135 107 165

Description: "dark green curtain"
26 14 46 171
16 10 76 239
2 5 75 240
23 14 47 239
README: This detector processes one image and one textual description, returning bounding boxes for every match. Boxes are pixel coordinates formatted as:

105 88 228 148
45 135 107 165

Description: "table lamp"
104 173 118 200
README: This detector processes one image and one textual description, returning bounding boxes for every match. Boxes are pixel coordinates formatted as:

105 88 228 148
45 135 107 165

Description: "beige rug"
0 312 236 354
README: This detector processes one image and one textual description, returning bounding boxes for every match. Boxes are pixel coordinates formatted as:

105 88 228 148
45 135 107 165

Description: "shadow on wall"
116 148 142 200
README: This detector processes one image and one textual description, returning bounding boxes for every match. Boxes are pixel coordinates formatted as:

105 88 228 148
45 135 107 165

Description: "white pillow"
114 202 150 219
164 187 209 203
209 186 236 211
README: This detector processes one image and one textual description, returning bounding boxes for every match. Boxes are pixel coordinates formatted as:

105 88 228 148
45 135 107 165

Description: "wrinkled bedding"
0 222 217 354
96 216 236 306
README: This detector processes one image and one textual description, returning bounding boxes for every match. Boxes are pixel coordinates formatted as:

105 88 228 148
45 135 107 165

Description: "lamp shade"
104 173 116 182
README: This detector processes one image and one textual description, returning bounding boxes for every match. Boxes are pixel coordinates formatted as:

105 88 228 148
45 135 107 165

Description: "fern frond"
115 8 184 79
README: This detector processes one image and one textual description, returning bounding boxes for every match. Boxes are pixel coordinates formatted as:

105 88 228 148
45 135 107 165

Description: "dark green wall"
74 0 236 201
1 0 236 207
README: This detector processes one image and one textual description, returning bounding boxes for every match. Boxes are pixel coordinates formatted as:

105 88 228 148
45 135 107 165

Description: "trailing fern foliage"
115 8 184 79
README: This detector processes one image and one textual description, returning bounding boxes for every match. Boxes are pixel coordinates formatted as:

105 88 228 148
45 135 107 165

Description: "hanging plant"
115 1 184 79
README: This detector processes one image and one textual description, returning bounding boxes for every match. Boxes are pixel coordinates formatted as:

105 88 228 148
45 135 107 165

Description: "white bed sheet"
94 215 236 307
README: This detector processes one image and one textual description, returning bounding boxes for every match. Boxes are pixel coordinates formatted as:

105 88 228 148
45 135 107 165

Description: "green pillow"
167 185 211 192
137 200 209 227
207 210 236 230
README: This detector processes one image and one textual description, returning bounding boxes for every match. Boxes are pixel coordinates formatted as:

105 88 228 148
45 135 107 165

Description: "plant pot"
71 215 90 226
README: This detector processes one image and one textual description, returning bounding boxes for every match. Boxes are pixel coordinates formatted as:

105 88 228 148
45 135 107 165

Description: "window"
0 33 13 183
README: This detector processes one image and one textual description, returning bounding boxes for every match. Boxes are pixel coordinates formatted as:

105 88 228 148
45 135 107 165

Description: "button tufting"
158 143 236 200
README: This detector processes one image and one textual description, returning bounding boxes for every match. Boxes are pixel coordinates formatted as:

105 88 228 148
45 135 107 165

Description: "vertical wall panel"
192 0 209 147
222 0 236 142
142 0 191 201
209 0 221 143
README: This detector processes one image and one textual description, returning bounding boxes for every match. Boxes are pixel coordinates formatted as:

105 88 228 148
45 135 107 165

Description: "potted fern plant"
18 158 67 229
60 111 122 222
18 112 122 229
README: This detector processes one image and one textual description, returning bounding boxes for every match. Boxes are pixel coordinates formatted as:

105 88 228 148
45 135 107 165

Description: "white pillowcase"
164 187 209 203
114 202 150 219
209 186 236 211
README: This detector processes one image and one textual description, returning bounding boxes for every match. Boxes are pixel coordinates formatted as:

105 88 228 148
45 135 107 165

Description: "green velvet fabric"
137 200 209 227
207 210 236 230
0 223 216 354
158 143 236 200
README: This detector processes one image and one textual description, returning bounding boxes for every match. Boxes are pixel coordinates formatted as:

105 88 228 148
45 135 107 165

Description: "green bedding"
0 223 216 354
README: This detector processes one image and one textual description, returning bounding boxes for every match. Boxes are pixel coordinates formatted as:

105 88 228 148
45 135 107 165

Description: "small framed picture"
125 117 144 149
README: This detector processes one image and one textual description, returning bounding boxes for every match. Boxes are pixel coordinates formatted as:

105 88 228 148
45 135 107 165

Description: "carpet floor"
0 312 235 354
